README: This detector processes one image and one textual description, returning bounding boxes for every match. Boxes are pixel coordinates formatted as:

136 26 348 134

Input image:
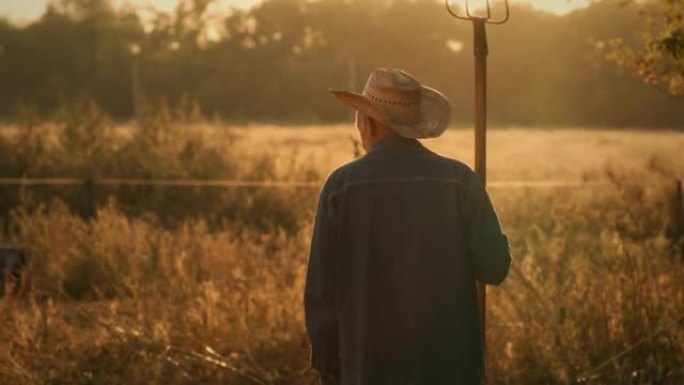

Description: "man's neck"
367 132 401 151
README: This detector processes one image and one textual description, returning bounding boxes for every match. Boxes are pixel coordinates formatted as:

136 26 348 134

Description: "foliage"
487 162 684 384
0 101 320 234
1 200 314 384
0 158 682 384
606 0 684 96
0 0 683 126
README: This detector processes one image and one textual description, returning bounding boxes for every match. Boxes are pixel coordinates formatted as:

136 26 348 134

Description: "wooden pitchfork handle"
446 0 510 381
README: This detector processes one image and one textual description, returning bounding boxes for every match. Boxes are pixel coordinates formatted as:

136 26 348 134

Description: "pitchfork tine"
445 1 471 21
465 1 473 19
489 0 510 24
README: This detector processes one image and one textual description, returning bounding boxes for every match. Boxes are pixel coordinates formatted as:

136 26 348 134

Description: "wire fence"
2 176 682 383
0 178 611 189
0 178 320 188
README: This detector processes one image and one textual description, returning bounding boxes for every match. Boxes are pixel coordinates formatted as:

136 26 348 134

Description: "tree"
608 0 684 96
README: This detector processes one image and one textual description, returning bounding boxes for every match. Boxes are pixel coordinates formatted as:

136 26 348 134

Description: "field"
1 110 683 385
237 124 684 181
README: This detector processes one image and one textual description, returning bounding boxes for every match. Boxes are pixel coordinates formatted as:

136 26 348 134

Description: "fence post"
676 179 683 250
0 247 27 297
84 177 95 217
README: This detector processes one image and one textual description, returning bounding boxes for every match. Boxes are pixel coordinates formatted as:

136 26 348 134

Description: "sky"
0 0 592 23
0 0 255 22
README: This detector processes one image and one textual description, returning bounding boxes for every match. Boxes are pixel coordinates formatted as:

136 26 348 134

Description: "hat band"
364 90 419 108
363 89 420 124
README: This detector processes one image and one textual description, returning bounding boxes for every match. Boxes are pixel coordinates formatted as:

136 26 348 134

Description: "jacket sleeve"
304 183 340 377
463 171 511 285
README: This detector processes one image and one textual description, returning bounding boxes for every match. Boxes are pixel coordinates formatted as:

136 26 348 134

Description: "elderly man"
305 68 511 385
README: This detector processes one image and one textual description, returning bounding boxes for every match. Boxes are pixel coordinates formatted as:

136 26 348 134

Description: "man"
305 68 511 385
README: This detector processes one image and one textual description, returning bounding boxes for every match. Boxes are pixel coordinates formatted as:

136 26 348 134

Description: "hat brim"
328 90 391 127
329 87 451 139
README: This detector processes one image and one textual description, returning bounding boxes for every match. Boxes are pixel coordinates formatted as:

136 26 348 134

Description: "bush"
0 101 321 234
1 200 314 384
2 113 682 384
0 162 682 384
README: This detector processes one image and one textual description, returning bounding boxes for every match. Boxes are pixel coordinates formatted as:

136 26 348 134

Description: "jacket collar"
369 137 426 154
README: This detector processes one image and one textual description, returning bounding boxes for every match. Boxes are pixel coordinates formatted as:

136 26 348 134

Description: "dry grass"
1 117 683 384
235 124 684 181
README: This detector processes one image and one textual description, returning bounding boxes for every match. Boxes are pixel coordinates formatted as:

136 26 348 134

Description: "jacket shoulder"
321 157 364 192
425 151 478 184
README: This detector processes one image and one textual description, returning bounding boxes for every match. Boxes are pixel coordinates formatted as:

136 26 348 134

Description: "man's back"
305 137 511 385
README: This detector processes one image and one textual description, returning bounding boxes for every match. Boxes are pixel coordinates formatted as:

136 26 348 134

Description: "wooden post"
348 57 357 121
84 177 95 217
0 247 27 297
131 48 141 120
676 179 683 242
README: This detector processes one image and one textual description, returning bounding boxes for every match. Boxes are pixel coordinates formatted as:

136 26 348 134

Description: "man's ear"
365 116 378 137
356 111 367 131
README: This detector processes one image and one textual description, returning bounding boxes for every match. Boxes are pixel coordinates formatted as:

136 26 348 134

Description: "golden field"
0 108 683 385
236 124 684 181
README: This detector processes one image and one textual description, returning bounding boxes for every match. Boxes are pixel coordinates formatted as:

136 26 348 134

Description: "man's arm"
304 184 340 380
463 171 512 285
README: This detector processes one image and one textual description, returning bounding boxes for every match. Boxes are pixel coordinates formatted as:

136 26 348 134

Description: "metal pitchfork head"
446 0 510 58
446 0 510 25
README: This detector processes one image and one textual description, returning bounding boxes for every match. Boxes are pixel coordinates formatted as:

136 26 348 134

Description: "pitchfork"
446 0 510 378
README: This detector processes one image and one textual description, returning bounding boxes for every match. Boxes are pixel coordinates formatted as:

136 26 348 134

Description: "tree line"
0 0 682 127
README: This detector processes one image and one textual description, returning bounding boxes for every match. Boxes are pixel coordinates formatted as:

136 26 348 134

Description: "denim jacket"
305 137 511 385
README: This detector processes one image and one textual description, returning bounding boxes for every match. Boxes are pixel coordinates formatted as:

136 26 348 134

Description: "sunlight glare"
446 39 465 53
1 0 594 23
515 0 592 15
447 0 591 16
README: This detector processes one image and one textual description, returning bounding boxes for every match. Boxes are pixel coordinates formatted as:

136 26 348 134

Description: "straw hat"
330 68 451 139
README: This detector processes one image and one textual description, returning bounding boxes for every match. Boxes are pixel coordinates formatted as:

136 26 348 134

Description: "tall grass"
487 169 684 384
0 108 682 384
1 200 313 384
0 101 320 234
